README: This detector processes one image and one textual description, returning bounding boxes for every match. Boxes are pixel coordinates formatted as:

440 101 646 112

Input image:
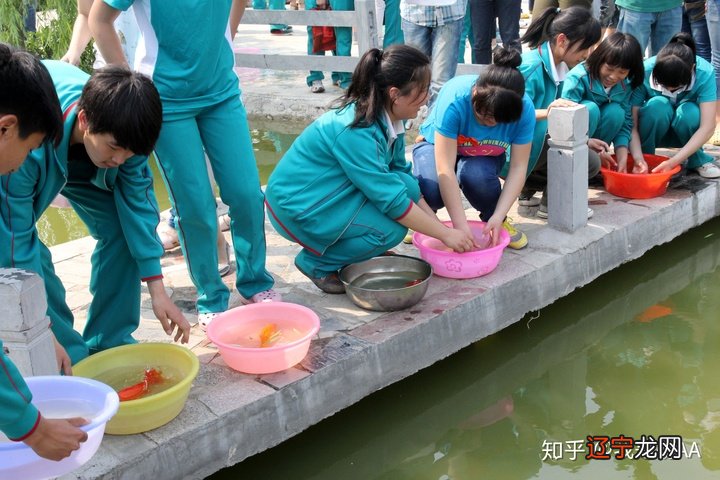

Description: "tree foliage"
0 0 95 72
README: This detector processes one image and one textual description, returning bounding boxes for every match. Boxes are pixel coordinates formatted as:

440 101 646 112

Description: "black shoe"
294 259 346 294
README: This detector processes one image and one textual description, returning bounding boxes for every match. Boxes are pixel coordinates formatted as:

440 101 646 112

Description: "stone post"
546 105 590 232
355 0 379 54
0 268 57 376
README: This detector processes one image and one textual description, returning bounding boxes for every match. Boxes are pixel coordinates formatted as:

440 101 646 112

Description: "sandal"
218 213 231 232
157 221 180 250
198 312 220 331
239 288 283 305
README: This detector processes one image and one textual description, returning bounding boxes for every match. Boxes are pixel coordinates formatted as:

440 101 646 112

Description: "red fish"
118 368 164 402
259 324 281 348
404 279 423 287
635 304 674 323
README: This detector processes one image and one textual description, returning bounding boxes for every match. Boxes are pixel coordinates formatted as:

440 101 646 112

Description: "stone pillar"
355 0 379 53
0 268 57 376
546 105 590 232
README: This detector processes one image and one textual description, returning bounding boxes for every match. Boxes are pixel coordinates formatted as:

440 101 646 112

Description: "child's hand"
651 159 676 173
147 280 191 343
616 157 628 173
483 215 504 247
547 98 578 111
632 157 648 174
52 334 72 376
440 227 476 253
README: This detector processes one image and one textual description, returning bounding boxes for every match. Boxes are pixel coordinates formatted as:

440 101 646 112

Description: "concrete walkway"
55 21 720 480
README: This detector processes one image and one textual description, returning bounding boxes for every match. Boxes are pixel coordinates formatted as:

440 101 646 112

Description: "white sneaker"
696 163 720 178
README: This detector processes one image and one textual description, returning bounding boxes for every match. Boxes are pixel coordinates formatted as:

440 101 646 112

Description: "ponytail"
521 6 600 52
338 45 430 128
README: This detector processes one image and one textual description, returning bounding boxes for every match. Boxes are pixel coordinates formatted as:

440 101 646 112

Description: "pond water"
210 217 720 479
38 129 295 246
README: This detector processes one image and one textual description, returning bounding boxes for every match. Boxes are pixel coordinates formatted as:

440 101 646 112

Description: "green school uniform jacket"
0 339 40 441
562 62 636 148
265 104 414 255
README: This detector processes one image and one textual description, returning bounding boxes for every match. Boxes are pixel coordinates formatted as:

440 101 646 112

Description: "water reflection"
213 219 720 479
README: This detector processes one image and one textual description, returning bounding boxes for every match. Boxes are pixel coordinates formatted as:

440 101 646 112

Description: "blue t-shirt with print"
419 75 536 158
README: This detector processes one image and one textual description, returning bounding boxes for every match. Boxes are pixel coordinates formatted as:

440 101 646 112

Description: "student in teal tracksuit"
306 0 355 93
0 43 88 461
266 46 473 293
90 0 280 329
561 32 645 174
0 61 190 364
630 32 720 178
514 7 601 216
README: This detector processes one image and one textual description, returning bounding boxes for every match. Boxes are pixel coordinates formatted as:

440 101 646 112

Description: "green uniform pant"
48 178 146 364
638 96 713 168
383 0 404 47
306 0 354 89
584 100 624 145
154 95 274 314
270 171 419 278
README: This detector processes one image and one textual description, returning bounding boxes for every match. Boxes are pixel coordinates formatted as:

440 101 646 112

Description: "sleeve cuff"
393 200 414 221
137 258 162 281
7 409 41 442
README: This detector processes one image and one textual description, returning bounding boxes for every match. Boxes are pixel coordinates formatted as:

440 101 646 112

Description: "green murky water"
211 218 720 479
38 129 295 246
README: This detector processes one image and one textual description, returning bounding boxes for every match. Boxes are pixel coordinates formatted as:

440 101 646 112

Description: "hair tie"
556 7 561 13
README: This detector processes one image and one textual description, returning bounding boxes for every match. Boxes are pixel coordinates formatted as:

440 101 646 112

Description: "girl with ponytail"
265 45 472 294
412 47 536 250
517 6 601 218
630 32 719 178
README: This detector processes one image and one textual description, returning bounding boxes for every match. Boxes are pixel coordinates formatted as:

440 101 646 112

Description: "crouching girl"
265 45 473 294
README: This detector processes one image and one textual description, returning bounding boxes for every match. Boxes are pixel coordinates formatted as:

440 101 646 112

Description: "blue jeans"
412 141 504 221
469 0 521 65
617 6 682 56
402 18 463 107
682 0 712 63
705 0 720 97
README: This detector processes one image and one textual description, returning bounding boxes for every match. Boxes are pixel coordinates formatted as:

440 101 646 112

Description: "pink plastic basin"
412 220 511 279
207 302 320 374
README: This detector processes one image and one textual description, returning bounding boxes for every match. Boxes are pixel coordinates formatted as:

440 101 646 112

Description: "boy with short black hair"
0 59 190 365
0 42 88 462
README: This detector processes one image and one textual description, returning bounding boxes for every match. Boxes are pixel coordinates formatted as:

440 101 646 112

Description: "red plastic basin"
600 153 680 199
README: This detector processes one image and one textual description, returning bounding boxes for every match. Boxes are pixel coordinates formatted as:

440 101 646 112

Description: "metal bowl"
338 255 432 311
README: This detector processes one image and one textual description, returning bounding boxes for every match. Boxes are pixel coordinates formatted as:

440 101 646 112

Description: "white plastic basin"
0 376 119 480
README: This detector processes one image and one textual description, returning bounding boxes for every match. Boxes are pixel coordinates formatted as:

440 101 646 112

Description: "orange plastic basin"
600 153 680 199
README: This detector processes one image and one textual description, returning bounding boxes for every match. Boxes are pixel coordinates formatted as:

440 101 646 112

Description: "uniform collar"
542 43 568 85
382 109 405 147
